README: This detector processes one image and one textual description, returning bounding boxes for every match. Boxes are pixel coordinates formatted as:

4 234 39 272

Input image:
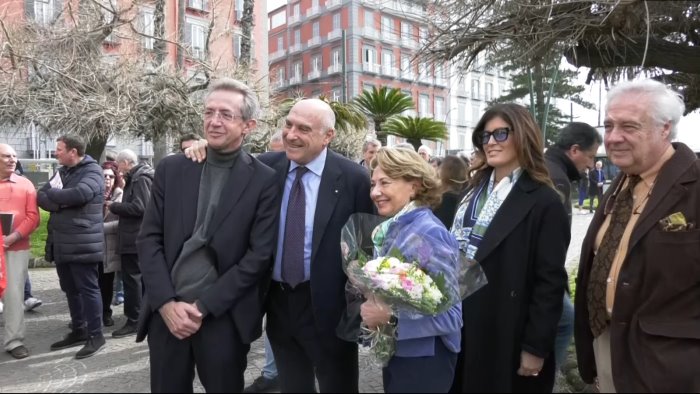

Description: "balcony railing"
269 49 287 62
289 43 303 53
327 29 342 41
382 65 398 78
288 13 301 24
401 70 415 80
307 36 322 47
363 27 379 39
434 77 447 86
400 37 417 49
363 62 381 74
289 75 302 85
306 6 321 18
327 63 342 74
272 79 288 90
307 69 321 80
382 32 398 43
326 0 342 8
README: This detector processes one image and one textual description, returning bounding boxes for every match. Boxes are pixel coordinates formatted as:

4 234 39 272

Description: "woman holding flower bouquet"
359 147 464 393
449 103 570 393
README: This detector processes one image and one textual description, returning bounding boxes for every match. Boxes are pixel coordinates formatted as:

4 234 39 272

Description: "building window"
382 50 394 71
313 21 320 37
277 67 285 81
294 29 301 45
333 13 341 30
435 64 444 79
235 0 243 19
312 55 321 72
435 97 444 120
471 105 481 125
363 47 377 65
331 87 341 101
485 82 493 102
471 79 481 100
34 0 55 25
233 33 242 59
419 26 427 43
188 0 208 11
277 36 283 50
457 99 467 126
401 21 412 40
364 83 375 92
311 0 318 8
292 3 300 18
186 18 207 59
293 62 302 79
332 48 341 66
419 94 429 116
365 9 373 28
142 9 155 49
381 16 392 36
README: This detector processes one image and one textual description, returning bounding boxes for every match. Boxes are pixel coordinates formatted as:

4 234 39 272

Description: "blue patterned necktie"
282 166 308 287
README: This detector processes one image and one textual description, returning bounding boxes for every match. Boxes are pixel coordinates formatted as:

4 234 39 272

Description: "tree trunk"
151 0 168 165
376 121 387 146
85 134 108 162
239 0 255 69
407 138 422 151
533 61 546 132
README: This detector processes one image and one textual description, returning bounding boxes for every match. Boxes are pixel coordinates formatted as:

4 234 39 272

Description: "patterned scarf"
372 201 418 256
451 168 523 260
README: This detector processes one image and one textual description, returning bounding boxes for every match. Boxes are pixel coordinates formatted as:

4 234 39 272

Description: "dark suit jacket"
588 169 605 194
574 143 700 392
455 171 570 392
258 150 374 338
135 153 281 344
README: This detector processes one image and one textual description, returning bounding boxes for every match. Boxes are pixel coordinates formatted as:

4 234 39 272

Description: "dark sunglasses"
480 127 511 145
104 174 115 179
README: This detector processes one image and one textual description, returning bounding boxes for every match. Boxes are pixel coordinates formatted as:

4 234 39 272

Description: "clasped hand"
360 296 392 330
159 300 203 340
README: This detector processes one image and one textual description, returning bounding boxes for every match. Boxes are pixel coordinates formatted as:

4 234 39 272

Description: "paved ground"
0 213 592 393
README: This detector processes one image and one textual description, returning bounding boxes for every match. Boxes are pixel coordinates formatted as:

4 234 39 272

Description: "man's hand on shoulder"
184 139 208 163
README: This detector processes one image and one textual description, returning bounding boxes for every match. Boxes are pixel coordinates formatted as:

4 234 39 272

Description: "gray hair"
362 139 381 153
606 79 685 140
418 145 433 156
393 142 416 151
116 149 138 165
270 130 283 143
207 78 260 121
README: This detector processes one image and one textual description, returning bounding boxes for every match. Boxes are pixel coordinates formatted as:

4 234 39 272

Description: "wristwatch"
388 314 398 327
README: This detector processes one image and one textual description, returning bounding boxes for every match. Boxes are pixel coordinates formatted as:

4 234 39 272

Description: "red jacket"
0 237 6 299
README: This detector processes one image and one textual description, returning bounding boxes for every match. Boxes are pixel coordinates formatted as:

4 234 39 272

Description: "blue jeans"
262 333 278 379
24 277 32 301
554 293 574 371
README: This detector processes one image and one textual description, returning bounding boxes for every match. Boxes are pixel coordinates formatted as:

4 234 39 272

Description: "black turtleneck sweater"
171 147 241 314
545 147 580 226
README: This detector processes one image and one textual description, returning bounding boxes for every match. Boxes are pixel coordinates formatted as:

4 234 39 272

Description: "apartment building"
0 0 268 160
267 0 450 149
447 56 513 154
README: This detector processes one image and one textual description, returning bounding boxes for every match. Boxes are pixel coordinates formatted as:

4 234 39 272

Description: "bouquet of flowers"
341 213 487 365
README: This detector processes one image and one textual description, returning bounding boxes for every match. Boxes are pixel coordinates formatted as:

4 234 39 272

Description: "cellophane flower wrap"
340 211 487 366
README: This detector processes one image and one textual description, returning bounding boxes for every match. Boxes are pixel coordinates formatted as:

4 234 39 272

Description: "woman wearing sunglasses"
100 161 123 327
450 103 570 392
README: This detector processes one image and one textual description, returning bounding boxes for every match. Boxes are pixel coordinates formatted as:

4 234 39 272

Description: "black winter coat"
110 163 154 254
544 147 581 226
38 155 105 264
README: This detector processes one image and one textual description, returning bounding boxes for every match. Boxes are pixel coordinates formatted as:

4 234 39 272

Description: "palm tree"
353 86 414 146
384 116 448 151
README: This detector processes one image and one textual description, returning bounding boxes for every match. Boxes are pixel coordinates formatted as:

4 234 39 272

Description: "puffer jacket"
110 162 154 254
38 155 105 264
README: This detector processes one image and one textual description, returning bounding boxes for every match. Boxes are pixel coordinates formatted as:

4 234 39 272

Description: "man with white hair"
417 145 432 161
109 149 154 338
574 80 700 392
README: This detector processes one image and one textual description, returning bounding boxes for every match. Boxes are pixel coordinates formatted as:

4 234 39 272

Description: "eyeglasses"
204 109 244 122
104 174 115 179
480 127 511 145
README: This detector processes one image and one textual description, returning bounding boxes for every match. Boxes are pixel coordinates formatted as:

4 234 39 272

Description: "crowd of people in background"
0 77 698 393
